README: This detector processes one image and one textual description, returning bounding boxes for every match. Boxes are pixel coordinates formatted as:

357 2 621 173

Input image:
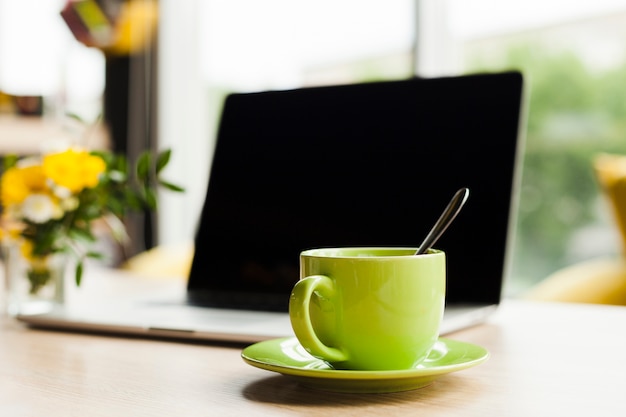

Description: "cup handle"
289 275 347 363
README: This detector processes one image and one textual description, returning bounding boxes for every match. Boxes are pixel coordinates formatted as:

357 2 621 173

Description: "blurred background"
1 0 625 297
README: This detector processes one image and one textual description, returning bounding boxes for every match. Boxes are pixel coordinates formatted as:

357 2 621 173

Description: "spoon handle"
415 188 470 255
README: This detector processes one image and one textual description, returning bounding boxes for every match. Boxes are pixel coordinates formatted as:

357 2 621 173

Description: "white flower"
21 194 57 224
49 180 71 199
52 203 64 219
60 196 79 212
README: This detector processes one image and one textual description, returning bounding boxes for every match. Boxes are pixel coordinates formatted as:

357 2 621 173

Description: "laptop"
16 71 526 343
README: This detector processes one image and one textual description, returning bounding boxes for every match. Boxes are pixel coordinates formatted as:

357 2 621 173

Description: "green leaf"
90 149 106 158
2 154 18 170
81 202 103 220
114 154 129 174
158 180 185 193
156 149 172 173
143 186 158 210
75 262 84 287
106 196 126 217
68 226 96 242
66 112 85 124
136 152 151 181
122 189 144 211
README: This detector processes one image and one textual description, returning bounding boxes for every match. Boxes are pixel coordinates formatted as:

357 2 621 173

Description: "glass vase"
3 243 66 316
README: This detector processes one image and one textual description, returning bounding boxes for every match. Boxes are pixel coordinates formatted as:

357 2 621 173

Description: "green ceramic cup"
289 247 446 371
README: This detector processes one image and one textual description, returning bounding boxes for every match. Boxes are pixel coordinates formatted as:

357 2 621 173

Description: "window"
158 0 417 248
443 0 626 294
0 0 104 121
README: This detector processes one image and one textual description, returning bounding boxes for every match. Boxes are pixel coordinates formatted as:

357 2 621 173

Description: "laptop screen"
187 72 525 311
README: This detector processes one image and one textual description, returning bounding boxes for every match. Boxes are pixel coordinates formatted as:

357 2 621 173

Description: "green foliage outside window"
464 43 626 293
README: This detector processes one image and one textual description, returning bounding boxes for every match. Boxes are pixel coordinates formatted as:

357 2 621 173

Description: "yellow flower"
0 167 29 206
19 164 47 191
0 146 180 290
1 163 51 207
19 239 49 270
20 239 34 260
80 153 107 188
42 149 106 193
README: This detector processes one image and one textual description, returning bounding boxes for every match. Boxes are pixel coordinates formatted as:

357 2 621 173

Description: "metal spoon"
415 188 470 255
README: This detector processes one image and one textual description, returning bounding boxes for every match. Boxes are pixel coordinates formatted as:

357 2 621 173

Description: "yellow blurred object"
0 91 14 113
60 0 158 55
524 257 626 305
525 153 626 306
594 153 626 255
120 241 194 280
104 0 159 56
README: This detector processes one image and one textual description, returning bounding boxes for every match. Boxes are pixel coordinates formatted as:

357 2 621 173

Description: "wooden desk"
1 296 625 416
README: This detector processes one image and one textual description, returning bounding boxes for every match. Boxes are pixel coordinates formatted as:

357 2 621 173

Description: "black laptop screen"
187 72 524 311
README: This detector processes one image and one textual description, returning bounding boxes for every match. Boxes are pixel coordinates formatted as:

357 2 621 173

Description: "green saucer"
241 337 489 393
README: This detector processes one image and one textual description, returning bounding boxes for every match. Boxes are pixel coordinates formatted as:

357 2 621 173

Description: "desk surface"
1 293 625 416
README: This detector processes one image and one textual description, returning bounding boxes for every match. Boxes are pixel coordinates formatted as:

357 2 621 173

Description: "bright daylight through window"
446 0 626 294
